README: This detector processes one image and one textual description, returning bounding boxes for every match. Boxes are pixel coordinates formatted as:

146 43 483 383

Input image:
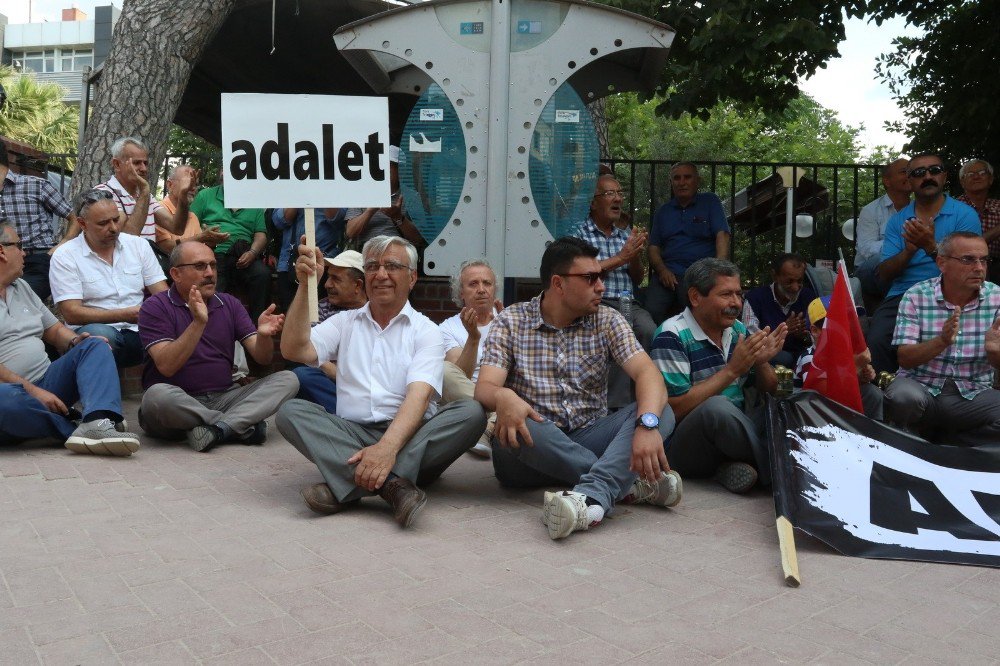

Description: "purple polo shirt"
138 285 257 393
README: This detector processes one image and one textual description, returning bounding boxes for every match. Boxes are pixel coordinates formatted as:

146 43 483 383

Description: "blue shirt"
648 192 729 275
271 209 347 272
880 196 981 298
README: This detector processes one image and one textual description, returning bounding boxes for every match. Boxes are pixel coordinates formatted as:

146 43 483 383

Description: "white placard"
555 109 580 123
221 93 391 209
419 108 444 121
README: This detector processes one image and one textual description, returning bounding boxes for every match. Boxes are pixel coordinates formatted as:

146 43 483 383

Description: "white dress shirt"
310 301 444 423
438 310 496 383
50 232 165 331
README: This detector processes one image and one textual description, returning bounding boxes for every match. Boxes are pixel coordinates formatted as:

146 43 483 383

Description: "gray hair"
959 159 994 179
110 136 148 159
0 221 14 242
169 241 191 267
939 231 986 257
880 157 909 177
362 235 418 272
684 257 741 297
669 161 700 178
450 258 495 306
166 163 195 181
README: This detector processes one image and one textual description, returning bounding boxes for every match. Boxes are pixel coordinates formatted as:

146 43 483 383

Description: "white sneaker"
469 439 492 458
543 491 591 540
623 470 683 508
65 418 140 457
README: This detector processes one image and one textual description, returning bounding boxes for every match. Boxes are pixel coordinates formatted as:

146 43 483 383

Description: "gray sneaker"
543 491 591 540
623 470 683 508
65 418 140 457
187 425 224 452
713 462 758 494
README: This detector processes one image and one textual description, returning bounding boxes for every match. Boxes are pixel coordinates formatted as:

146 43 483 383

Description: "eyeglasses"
596 189 625 199
174 261 217 271
942 255 990 266
908 165 945 178
963 168 991 179
0 240 23 251
558 270 608 285
75 189 114 216
363 260 411 274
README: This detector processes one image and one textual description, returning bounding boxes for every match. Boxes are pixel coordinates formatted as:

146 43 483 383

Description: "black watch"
636 412 659 430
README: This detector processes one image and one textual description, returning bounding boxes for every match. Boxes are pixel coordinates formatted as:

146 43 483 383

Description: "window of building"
15 48 93 73
18 50 56 73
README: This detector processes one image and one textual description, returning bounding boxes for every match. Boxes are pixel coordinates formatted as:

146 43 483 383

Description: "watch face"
640 412 659 429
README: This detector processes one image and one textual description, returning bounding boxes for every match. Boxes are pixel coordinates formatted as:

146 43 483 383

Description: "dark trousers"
22 252 52 302
868 294 903 373
215 253 272 322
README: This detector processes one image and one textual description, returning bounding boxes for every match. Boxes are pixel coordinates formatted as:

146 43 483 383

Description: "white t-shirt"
438 312 495 383
50 232 166 331
310 301 443 423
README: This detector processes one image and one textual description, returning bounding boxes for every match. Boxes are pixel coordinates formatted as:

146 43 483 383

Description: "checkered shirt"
571 217 632 298
480 294 642 431
957 194 1000 258
0 170 72 250
651 308 750 410
893 277 1000 398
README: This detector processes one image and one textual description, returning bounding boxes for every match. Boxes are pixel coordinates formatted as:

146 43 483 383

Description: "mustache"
722 306 741 317
921 179 937 188
199 279 215 286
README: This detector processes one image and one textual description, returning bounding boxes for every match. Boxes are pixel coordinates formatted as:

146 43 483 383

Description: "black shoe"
241 421 267 446
187 424 224 452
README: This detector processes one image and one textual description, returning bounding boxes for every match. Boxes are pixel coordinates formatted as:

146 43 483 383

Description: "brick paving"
1 397 998 665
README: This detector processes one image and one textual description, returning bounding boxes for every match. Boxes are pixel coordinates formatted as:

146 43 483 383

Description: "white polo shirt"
94 175 164 240
310 301 444 423
50 232 166 331
438 310 496 383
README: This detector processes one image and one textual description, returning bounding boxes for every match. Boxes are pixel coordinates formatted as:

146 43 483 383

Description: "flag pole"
766 395 803 587
776 515 801 587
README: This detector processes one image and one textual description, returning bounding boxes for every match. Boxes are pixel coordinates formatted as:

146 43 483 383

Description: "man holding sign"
886 231 1000 444
277 236 486 526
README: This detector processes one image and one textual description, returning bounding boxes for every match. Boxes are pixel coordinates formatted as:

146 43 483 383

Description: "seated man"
885 232 1000 444
741 252 815 369
272 207 346 311
573 173 657 409
439 259 502 458
956 159 1000 284
794 296 883 420
189 172 270 321
868 153 980 372
137 241 298 451
291 249 368 414
0 221 140 455
646 162 730 323
50 190 168 368
651 258 787 494
155 165 229 257
476 237 678 541
277 236 485 527
344 146 425 248
854 158 910 299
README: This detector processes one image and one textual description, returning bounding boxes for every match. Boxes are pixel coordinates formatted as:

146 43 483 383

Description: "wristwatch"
636 412 659 430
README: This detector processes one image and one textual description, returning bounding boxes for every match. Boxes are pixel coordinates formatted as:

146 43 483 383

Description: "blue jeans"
291 366 337 414
76 324 143 368
491 403 676 512
0 337 124 441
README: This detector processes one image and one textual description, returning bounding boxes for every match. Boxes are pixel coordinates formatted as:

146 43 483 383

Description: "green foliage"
873 1 1000 175
166 125 221 187
0 66 80 160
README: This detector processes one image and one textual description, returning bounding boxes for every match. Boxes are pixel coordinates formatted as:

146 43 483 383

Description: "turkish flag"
803 261 865 412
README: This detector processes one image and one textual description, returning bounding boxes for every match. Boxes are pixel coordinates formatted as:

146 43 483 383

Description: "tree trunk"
589 97 609 161
72 0 236 199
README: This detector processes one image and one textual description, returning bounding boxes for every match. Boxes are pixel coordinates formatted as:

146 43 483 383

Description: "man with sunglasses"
0 221 140 455
0 139 78 301
573 173 657 409
137 241 298 452
868 154 980 373
956 159 1000 283
277 235 486 527
49 191 168 368
886 232 1000 444
476 237 678 540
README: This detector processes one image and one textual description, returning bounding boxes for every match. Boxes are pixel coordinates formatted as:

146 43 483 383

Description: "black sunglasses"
558 271 608 285
0 240 22 251
75 189 115 216
908 165 945 178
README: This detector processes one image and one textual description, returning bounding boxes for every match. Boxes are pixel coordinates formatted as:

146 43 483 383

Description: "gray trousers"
602 297 658 410
277 398 487 502
668 395 770 484
885 377 1000 446
491 403 675 512
140 371 299 438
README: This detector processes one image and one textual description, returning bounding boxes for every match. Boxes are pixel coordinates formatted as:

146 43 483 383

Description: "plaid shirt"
572 217 632 298
957 194 1000 258
893 277 1000 399
480 294 642 431
0 170 73 250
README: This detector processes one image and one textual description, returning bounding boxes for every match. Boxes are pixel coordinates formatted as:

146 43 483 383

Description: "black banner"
767 391 1000 568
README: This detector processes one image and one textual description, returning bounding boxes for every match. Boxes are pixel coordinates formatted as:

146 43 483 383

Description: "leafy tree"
0 66 79 158
873 1 999 177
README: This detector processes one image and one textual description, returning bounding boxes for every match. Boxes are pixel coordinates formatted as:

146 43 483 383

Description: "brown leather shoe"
301 483 356 515
377 477 427 527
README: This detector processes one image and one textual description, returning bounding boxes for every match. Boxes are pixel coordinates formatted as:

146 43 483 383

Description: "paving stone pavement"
1 397 998 665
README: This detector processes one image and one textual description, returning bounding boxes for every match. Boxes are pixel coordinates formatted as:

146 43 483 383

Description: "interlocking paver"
1 397 998 664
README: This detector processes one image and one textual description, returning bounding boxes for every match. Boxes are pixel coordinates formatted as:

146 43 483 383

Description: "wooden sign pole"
304 208 319 323
776 515 801 587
